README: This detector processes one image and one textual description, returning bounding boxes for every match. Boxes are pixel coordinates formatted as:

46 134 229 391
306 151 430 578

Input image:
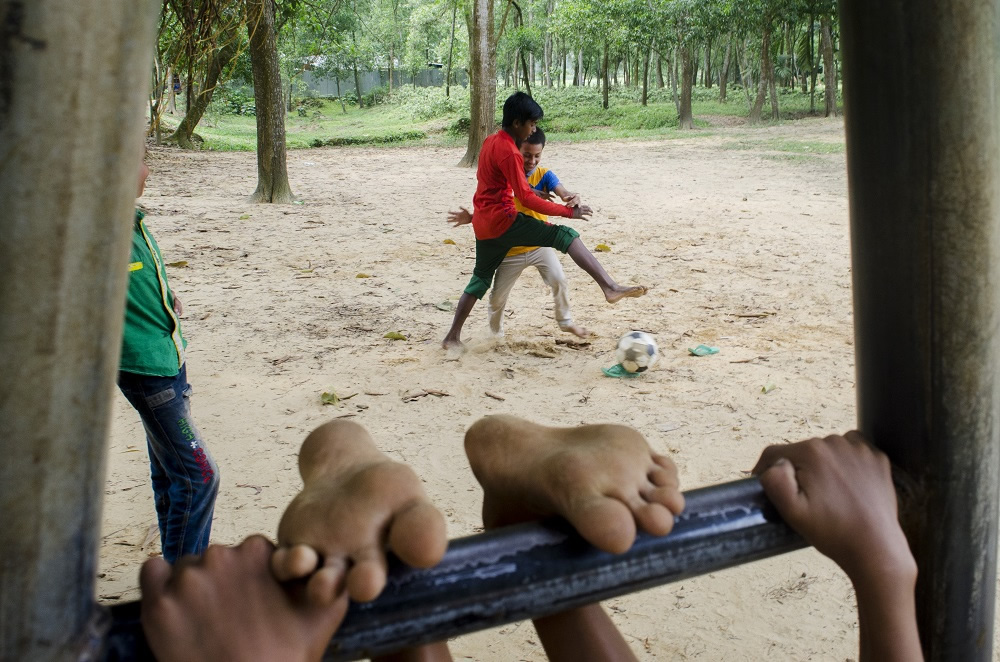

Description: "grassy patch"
722 138 844 154
156 85 843 152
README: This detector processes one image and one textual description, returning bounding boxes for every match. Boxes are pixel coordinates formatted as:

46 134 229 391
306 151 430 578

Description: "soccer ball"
616 331 659 373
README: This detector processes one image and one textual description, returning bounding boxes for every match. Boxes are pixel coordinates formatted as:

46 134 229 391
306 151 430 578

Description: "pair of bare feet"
442 285 647 350
271 415 683 602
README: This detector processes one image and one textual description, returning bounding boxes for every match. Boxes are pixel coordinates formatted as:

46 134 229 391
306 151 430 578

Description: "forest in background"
150 0 840 197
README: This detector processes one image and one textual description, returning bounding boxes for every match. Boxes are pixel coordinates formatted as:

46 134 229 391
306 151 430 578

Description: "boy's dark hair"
501 92 543 128
525 127 546 146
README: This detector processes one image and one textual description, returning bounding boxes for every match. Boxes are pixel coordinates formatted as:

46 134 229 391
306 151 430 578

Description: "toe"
388 500 448 568
346 547 389 602
569 496 637 555
271 543 320 582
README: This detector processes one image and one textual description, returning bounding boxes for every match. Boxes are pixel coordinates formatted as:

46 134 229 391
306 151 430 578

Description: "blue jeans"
118 364 220 563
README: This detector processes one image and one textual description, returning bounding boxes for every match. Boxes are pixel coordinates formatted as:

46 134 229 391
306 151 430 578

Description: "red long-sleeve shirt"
471 130 573 239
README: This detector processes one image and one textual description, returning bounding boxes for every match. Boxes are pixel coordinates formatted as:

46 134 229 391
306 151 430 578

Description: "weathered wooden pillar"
0 0 157 659
840 0 1000 658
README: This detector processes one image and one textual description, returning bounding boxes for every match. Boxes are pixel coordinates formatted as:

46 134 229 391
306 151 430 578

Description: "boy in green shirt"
117 154 219 563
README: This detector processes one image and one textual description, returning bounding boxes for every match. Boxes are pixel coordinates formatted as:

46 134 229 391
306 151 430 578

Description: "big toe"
567 497 637 555
271 543 320 582
389 500 448 568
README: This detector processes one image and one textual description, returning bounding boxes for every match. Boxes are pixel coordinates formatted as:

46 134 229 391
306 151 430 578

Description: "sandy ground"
99 117 867 659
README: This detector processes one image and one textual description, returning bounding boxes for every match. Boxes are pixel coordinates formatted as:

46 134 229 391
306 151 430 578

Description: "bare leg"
566 238 648 304
464 415 685 662
441 292 477 350
271 420 448 607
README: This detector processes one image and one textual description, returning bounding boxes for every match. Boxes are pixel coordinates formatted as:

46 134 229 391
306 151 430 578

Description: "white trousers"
488 247 573 335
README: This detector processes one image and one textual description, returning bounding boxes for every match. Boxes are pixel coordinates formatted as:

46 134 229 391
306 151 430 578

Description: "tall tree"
820 13 836 116
247 0 294 202
459 0 496 166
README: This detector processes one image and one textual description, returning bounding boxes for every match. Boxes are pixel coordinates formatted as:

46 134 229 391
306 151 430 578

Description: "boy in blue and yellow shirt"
488 128 589 339
118 156 219 563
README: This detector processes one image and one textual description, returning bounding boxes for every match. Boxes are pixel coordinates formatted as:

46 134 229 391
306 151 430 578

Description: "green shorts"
464 213 580 300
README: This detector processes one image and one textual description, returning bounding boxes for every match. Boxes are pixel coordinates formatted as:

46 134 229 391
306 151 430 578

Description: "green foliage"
215 87 257 116
309 130 427 147
389 86 469 120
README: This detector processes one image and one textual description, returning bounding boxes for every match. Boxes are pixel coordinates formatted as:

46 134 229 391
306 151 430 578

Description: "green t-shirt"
119 209 187 376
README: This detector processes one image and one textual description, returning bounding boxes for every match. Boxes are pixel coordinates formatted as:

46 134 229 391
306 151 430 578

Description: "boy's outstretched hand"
140 536 348 662
560 191 582 208
571 204 592 220
447 206 473 227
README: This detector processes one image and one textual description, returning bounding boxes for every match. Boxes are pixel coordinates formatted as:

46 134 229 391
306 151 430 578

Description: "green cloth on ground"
602 364 641 378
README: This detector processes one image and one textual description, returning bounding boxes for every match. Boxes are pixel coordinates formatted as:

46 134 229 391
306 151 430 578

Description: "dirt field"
100 117 867 659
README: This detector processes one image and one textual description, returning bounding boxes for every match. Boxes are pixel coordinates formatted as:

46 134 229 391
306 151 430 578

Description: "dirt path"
101 117 867 659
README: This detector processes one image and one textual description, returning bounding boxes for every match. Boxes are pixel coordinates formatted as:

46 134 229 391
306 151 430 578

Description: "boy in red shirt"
443 92 647 350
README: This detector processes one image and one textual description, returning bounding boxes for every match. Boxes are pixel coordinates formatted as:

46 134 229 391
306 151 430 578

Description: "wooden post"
840 0 1000 657
0 0 157 659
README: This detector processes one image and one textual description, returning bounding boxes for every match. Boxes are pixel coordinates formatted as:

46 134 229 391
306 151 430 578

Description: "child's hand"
140 536 348 662
171 294 183 317
560 191 581 207
752 433 916 587
572 204 592 220
447 207 473 227
534 187 555 202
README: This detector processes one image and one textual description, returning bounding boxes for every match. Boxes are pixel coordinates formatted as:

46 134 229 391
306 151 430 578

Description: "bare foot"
604 285 648 304
272 420 447 606
560 323 590 338
441 335 465 351
464 415 684 554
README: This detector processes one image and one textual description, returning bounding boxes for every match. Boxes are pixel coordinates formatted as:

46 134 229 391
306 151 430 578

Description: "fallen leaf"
238 214 250 220
595 243 611 252
384 331 408 340
435 300 454 311
321 391 339 406
356 273 371 278
166 260 188 268
443 239 457 245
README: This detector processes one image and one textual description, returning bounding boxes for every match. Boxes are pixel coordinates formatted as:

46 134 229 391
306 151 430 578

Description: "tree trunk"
809 12 817 113
641 45 651 106
749 23 772 123
446 0 457 97
544 33 552 86
520 51 532 96
719 38 732 103
678 46 693 129
352 35 363 108
169 32 237 149
670 48 680 114
458 0 496 166
821 15 837 116
0 2 157 659
167 66 177 114
704 38 712 88
247 0 294 203
561 40 567 87
768 55 779 119
336 75 346 113
389 42 395 96
577 49 584 86
602 41 609 109
656 51 664 88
